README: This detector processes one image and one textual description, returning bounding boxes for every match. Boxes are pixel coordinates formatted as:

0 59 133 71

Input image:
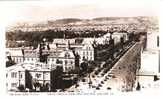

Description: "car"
107 87 111 90
96 87 100 90
101 81 104 84
98 84 102 87
112 75 116 78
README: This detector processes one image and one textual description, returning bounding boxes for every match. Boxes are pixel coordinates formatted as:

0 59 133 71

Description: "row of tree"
6 30 107 42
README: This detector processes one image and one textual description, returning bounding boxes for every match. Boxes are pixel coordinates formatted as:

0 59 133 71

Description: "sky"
0 0 160 25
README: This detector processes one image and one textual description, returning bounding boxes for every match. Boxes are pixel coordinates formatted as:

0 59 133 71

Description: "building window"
65 60 68 65
70 61 73 65
83 56 85 60
52 58 54 61
51 64 55 68
11 83 17 87
11 72 17 78
65 67 67 70
90 52 92 56
20 74 23 78
35 73 41 79
83 52 85 56
65 52 70 58
56 59 62 64
157 36 159 47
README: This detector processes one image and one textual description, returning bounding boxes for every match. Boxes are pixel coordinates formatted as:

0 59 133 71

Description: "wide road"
66 42 136 92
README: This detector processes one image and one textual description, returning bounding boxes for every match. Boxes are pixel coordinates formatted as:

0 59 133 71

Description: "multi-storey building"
6 62 51 91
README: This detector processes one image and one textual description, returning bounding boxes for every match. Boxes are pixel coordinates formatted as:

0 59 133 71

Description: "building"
51 38 95 64
6 32 130 72
47 48 76 72
140 32 160 75
112 32 128 45
6 63 26 91
75 43 94 64
6 48 24 64
146 32 159 51
6 62 51 92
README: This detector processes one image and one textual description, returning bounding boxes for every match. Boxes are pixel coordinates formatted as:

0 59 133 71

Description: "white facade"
53 39 75 44
112 32 128 44
6 48 24 63
146 32 159 51
6 64 26 91
6 63 51 91
140 32 160 75
75 43 94 64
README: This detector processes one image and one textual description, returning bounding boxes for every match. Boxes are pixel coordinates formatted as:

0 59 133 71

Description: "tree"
25 70 33 90
80 61 88 72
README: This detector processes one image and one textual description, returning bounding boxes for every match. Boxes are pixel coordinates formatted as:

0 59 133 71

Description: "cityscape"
4 1 160 95
6 16 160 94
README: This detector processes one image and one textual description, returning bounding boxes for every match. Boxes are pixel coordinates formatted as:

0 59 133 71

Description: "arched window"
52 58 54 61
56 59 62 64
65 52 70 58
70 61 73 65
65 60 68 65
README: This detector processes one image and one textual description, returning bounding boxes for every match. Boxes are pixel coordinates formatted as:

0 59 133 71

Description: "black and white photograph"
0 0 161 96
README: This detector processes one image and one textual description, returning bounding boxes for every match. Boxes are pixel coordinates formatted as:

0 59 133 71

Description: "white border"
0 0 162 99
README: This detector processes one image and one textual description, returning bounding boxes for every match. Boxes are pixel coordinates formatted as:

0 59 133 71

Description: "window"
11 83 17 87
157 36 159 47
83 52 85 56
52 63 54 67
60 60 63 64
82 56 85 60
65 60 68 65
65 52 70 58
56 59 62 64
11 72 17 78
20 74 23 78
70 61 73 65
35 73 41 79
